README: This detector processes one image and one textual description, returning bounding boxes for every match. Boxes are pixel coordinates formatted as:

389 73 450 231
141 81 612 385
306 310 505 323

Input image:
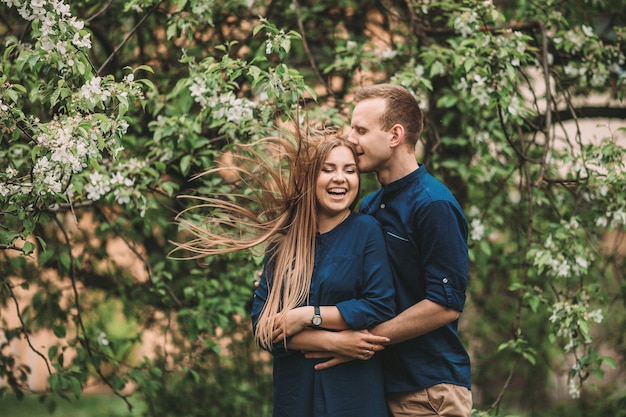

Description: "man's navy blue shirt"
360 164 472 393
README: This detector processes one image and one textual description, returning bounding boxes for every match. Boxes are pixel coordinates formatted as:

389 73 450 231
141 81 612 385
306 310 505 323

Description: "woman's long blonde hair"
170 128 359 348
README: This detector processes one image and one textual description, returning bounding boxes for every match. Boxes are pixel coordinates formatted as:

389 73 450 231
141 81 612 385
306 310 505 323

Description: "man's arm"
308 300 459 371
371 299 460 345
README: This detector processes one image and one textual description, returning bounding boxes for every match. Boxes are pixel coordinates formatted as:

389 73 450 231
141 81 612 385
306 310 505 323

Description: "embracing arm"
287 328 389 358
307 300 459 370
371 299 460 345
370 201 466 343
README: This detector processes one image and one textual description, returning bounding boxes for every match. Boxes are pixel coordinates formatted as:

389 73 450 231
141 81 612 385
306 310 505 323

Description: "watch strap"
311 305 322 327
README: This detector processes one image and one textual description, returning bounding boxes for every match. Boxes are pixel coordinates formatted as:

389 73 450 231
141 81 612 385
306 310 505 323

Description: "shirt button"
380 203 385 208
443 278 449 284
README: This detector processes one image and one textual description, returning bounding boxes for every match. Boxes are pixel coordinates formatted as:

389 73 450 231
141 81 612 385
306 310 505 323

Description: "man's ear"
389 124 405 148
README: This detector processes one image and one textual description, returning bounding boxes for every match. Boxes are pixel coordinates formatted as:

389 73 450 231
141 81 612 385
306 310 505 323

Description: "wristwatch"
311 306 322 327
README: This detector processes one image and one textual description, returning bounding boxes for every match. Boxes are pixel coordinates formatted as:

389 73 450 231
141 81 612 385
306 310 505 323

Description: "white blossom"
610 209 626 228
475 131 489 143
595 215 608 228
5 167 18 178
581 25 594 37
563 337 575 353
588 309 603 323
508 189 521 204
79 76 111 105
507 95 521 117
97 332 110 346
0 182 10 197
470 218 485 241
590 70 607 87
85 171 111 201
453 9 478 37
568 379 581 399
574 256 588 270
555 260 571 278
467 206 480 219
72 32 92 49
377 47 397 60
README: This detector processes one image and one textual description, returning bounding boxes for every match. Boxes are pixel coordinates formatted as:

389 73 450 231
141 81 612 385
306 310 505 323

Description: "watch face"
312 316 322 326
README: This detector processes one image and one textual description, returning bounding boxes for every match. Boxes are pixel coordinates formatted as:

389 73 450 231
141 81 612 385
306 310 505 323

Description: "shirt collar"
382 165 424 196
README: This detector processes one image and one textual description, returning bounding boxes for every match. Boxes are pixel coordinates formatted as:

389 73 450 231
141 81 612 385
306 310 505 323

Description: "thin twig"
53 216 134 410
86 0 115 22
95 205 183 307
97 0 165 75
489 359 519 413
5 280 53 376
292 0 333 98
534 20 553 183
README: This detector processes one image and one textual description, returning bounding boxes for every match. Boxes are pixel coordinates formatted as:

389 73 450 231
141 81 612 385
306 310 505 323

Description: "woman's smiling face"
315 145 359 221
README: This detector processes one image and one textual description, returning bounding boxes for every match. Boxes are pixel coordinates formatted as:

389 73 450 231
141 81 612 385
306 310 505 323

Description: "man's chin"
357 162 373 173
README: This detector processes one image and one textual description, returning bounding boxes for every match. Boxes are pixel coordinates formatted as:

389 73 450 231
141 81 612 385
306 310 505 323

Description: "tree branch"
97 0 165 75
292 0 333 98
3 279 53 376
52 216 134 410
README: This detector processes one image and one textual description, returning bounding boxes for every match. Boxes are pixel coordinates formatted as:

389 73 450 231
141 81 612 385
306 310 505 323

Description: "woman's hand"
306 329 389 361
330 329 389 359
271 306 313 342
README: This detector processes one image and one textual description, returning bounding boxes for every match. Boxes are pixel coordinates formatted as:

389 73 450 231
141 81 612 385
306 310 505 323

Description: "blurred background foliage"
1 0 626 416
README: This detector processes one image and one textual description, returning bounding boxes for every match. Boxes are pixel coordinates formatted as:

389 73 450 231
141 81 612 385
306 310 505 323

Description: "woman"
173 129 394 417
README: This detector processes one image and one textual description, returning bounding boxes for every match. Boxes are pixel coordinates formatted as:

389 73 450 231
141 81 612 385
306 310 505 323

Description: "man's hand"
305 353 353 371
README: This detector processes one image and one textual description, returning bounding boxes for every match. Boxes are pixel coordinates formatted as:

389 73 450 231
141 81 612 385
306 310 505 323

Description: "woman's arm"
271 305 349 342
286 328 390 359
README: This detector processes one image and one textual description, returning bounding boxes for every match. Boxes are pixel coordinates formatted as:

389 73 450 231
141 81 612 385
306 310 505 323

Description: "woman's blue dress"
251 212 396 417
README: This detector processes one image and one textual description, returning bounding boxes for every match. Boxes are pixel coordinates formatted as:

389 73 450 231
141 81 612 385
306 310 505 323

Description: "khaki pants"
387 383 472 417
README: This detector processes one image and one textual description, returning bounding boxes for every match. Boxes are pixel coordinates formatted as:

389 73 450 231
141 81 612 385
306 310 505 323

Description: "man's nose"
347 129 357 144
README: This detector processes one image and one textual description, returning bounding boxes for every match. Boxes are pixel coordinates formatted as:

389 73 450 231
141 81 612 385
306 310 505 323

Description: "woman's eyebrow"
323 161 356 165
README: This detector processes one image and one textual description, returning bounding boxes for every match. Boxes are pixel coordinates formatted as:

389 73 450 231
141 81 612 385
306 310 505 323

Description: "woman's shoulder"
349 212 383 229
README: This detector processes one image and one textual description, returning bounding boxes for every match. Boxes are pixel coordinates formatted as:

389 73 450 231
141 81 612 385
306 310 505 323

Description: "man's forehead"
355 97 386 110
352 100 384 125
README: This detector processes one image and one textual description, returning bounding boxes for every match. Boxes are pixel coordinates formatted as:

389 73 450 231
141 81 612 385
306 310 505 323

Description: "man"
310 84 472 417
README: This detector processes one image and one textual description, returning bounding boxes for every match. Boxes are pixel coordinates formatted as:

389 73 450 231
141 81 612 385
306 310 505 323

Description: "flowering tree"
1 0 625 416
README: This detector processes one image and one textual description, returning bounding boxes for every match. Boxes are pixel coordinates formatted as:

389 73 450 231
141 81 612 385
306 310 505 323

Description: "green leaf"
22 241 35 255
69 376 82 399
118 94 129 116
0 229 19 245
111 375 127 391
603 357 617 369
48 344 59 360
522 351 536 366
180 154 192 176
52 325 66 338
59 252 71 272
527 295 541 313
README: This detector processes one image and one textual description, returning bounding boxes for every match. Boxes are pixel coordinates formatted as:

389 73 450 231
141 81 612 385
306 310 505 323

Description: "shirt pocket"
384 230 419 270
